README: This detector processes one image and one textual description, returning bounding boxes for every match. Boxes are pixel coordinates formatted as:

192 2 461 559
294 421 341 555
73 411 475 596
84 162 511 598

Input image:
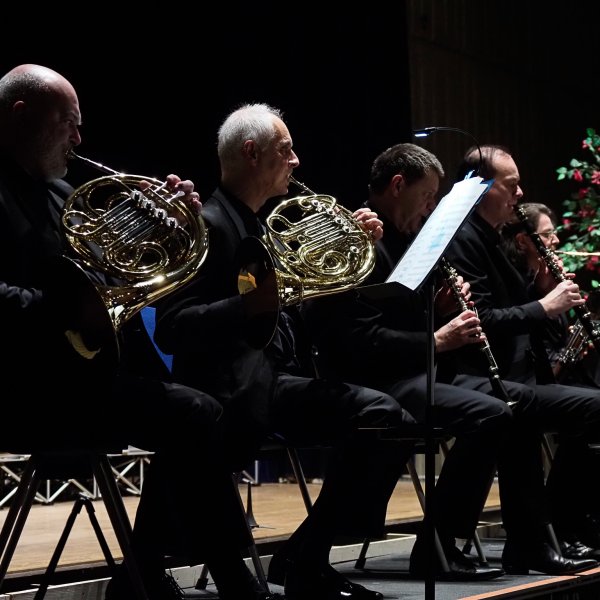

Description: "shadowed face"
256 117 300 200
20 83 81 181
478 152 523 229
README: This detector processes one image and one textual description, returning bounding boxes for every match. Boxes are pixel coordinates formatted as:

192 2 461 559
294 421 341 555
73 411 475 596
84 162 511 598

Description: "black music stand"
360 175 490 599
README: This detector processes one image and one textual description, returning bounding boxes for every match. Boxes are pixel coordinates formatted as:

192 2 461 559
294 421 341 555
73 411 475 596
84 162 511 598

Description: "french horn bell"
236 176 376 348
54 151 209 367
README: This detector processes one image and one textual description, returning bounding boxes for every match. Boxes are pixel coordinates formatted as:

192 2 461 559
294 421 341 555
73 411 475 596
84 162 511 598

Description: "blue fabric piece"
141 306 173 372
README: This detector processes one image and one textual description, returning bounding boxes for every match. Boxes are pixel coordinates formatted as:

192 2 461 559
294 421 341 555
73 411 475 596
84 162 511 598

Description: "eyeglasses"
536 230 558 240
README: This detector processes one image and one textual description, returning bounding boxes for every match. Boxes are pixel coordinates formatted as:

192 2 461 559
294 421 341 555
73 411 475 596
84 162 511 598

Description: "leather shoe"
270 554 382 600
502 540 598 575
105 568 185 600
219 592 284 600
409 539 504 581
216 573 285 600
560 539 600 561
575 514 600 550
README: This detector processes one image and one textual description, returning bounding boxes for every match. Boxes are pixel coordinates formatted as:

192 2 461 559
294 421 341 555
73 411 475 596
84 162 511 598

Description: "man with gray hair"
155 103 416 600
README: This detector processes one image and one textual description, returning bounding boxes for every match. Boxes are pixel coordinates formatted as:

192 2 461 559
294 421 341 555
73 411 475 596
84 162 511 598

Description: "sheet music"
386 177 491 291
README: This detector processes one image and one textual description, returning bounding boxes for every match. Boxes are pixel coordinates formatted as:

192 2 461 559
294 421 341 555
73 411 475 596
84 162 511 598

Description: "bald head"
0 64 81 181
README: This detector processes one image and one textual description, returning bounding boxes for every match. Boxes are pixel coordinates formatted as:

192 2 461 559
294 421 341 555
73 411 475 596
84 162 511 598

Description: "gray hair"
217 103 283 165
0 70 52 115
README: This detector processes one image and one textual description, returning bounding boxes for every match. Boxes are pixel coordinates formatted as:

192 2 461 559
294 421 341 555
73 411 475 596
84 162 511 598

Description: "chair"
0 448 150 600
141 306 276 593
258 426 487 575
353 431 491 572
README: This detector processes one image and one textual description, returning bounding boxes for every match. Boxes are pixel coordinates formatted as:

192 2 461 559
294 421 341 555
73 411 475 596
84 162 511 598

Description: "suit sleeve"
447 231 547 337
154 220 249 355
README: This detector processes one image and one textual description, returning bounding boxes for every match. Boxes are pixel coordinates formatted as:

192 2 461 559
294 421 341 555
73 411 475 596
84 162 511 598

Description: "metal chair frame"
0 450 150 600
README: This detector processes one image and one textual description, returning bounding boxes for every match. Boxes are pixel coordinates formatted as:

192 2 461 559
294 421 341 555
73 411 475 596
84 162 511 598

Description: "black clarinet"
552 321 589 381
439 258 516 406
514 205 600 354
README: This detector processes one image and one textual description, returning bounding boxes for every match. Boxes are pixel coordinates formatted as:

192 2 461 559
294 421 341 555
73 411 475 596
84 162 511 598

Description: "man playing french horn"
0 64 276 600
154 102 416 600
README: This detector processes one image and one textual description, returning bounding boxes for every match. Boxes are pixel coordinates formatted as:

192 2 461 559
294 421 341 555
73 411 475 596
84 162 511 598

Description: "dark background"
0 7 410 209
2 2 599 214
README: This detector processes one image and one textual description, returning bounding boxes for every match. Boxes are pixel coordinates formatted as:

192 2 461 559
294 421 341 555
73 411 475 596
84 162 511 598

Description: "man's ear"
515 231 529 252
392 173 405 193
12 100 26 118
243 140 259 162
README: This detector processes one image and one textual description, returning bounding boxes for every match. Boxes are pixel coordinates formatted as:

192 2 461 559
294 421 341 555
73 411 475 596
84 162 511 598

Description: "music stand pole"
424 280 436 600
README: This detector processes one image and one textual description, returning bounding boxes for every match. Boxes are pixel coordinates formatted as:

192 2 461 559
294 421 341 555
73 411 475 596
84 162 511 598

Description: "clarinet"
552 321 589 381
514 205 600 354
439 258 516 406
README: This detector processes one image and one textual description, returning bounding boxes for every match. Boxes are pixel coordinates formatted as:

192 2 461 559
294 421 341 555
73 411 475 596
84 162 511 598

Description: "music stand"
360 175 491 599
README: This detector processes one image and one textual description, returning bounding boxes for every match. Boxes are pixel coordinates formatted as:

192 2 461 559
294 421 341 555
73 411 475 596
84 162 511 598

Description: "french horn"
236 176 376 348
54 151 209 366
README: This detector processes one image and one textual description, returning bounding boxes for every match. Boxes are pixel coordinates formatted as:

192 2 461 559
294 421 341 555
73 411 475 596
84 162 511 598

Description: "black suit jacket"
444 212 552 383
0 157 171 402
0 158 85 388
303 214 436 389
154 187 276 463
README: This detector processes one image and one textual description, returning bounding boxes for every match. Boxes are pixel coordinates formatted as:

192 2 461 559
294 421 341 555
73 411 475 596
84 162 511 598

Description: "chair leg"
32 493 117 600
194 474 270 592
92 454 150 600
232 475 268 587
439 440 491 567
406 456 450 572
354 538 371 569
0 457 40 588
195 563 210 590
286 447 313 512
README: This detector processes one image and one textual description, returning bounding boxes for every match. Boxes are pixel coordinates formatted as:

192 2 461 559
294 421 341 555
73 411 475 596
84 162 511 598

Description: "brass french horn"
236 176 376 348
54 151 209 366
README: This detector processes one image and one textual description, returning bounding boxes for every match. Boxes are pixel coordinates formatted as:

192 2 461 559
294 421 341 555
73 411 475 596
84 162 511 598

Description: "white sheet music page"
386 177 490 291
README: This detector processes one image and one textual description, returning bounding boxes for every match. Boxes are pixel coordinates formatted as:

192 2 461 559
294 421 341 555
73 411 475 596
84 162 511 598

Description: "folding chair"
353 431 491 572
0 448 150 600
141 307 275 593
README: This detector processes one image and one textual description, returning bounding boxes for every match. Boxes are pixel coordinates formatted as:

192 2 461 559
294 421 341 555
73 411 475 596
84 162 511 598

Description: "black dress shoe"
281 562 382 600
576 514 600 550
502 540 598 575
269 552 381 599
219 592 285 600
267 552 291 585
560 539 600 561
215 572 285 600
409 541 504 581
105 568 185 600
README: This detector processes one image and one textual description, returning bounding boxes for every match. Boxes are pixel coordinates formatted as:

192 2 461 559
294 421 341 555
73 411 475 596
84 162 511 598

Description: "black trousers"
388 373 514 541
111 374 254 562
455 375 600 542
5 372 253 565
269 373 413 557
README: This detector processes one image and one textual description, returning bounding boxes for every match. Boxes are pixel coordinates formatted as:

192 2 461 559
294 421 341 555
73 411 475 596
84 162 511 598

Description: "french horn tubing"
236 175 376 348
55 151 209 365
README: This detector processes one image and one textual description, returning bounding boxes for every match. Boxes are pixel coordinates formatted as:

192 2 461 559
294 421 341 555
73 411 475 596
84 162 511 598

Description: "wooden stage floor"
0 476 501 575
9 478 600 600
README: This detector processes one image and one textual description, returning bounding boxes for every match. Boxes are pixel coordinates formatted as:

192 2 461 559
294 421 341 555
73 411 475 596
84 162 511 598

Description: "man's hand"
352 207 383 241
165 174 202 214
434 309 483 352
138 174 202 215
